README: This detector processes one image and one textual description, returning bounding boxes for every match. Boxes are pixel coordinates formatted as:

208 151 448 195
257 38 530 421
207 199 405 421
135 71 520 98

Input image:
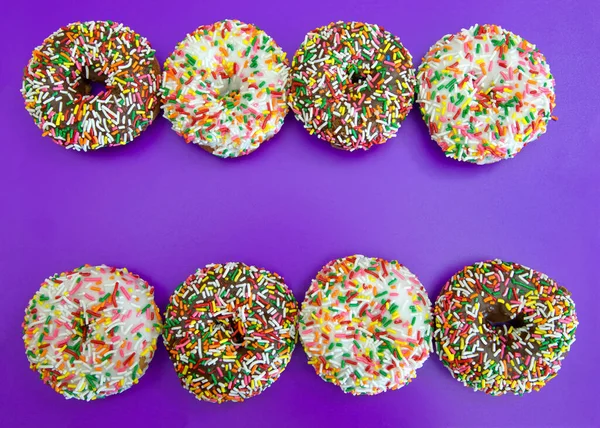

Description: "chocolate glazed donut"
434 260 578 395
21 21 161 151
163 262 298 403
288 21 415 151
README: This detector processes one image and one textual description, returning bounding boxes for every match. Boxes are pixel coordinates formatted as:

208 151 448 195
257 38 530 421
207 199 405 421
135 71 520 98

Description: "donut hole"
220 316 245 345
219 76 243 106
230 327 245 345
350 73 365 85
82 77 108 97
72 311 91 342
485 311 526 329
468 70 502 108
346 64 368 88
476 87 502 109
90 81 107 96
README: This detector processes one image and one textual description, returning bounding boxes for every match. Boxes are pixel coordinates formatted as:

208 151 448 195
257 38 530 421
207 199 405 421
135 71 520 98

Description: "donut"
416 24 556 164
161 20 289 158
288 21 416 151
299 255 432 395
433 260 578 395
22 265 162 400
21 21 161 151
163 262 298 403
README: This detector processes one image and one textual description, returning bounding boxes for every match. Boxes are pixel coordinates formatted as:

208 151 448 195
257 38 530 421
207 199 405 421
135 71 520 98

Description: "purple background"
1 0 598 427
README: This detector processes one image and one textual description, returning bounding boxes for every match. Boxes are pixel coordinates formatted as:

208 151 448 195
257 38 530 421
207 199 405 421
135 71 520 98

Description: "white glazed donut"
162 19 289 158
299 255 432 395
416 24 556 164
22 265 162 400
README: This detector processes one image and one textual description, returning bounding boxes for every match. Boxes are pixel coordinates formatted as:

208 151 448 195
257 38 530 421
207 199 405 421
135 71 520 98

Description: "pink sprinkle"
131 323 144 334
175 339 190 349
120 286 131 300
69 281 83 295
121 309 132 321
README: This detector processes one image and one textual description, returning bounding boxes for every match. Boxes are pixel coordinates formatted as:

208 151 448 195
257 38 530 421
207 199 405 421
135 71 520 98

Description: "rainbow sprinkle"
22 265 162 400
299 255 431 395
163 262 298 403
416 24 556 164
434 260 578 395
21 21 161 151
162 20 289 158
288 21 416 151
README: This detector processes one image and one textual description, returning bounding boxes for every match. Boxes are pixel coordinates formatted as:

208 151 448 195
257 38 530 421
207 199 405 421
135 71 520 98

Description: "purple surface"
0 1 598 427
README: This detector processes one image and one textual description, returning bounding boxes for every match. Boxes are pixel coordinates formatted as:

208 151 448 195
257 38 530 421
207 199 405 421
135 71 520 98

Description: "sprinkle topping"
22 265 162 400
21 21 161 151
416 24 556 164
299 255 431 395
162 20 289 158
163 262 298 403
434 260 578 395
288 21 416 151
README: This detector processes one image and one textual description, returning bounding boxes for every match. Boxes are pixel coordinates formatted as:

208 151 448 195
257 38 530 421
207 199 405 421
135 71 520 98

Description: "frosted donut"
299 255 432 395
163 262 298 403
21 21 161 151
162 20 289 158
288 22 416 151
22 265 162 400
416 24 556 164
433 260 578 395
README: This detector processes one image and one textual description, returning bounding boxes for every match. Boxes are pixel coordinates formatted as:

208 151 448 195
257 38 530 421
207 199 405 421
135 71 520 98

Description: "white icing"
162 20 289 158
417 24 556 164
300 255 432 395
22 265 161 400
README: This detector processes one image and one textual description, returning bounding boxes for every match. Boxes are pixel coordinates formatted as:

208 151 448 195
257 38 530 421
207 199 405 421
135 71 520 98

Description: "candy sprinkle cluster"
162 20 289 158
299 255 432 395
21 21 161 151
22 265 162 400
288 21 416 151
434 260 578 395
163 262 298 403
416 24 556 164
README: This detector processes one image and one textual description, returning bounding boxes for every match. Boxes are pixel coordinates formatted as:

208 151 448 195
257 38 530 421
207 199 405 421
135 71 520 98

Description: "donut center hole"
219 316 244 345
72 311 91 343
219 76 243 104
347 67 367 87
476 84 504 109
350 73 365 85
485 310 526 329
82 77 108 97
230 327 244 345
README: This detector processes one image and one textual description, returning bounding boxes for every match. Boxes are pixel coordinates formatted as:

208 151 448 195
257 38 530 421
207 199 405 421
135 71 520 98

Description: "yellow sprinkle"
443 346 454 361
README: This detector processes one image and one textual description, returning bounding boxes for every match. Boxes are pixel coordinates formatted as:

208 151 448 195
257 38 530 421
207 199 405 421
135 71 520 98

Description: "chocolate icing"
163 262 298 403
